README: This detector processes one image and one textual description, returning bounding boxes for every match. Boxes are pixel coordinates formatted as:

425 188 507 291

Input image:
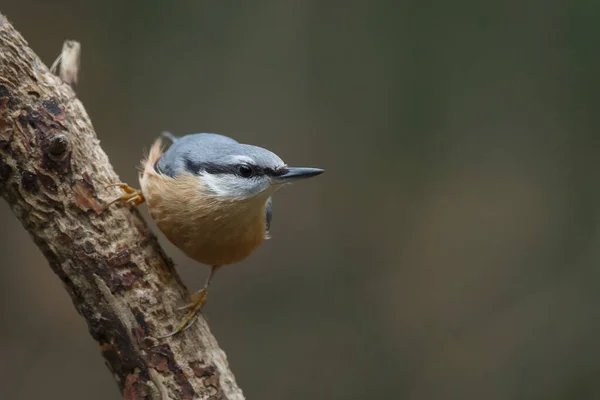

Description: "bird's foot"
103 183 145 211
158 289 208 339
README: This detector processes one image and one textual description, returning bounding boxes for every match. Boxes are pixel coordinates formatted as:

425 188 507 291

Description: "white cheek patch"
199 172 270 200
200 173 237 198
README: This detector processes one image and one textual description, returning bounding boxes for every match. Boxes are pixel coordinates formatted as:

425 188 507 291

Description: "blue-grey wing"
265 196 273 239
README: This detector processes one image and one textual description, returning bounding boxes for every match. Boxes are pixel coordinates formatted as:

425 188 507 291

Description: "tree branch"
0 13 244 400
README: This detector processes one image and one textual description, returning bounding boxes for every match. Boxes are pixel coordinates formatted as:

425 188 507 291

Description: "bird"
106 132 324 337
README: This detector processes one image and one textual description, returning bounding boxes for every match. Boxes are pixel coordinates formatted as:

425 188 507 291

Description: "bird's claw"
176 289 208 311
158 289 208 339
158 314 199 339
103 183 145 211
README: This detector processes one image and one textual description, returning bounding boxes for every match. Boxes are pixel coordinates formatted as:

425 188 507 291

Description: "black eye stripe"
183 158 287 177
184 159 237 175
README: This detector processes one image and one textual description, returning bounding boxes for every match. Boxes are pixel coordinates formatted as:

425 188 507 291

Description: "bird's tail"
161 131 178 143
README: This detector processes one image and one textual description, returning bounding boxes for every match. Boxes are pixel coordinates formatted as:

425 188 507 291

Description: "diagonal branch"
0 13 244 400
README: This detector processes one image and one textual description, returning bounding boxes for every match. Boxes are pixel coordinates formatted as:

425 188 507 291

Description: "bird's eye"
238 164 254 178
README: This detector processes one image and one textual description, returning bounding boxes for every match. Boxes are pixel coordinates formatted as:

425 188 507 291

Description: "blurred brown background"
1 1 600 399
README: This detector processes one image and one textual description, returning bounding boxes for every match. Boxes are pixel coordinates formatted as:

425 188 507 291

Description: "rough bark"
0 13 244 400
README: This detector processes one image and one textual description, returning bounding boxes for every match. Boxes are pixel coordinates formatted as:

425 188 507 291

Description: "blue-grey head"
155 132 324 201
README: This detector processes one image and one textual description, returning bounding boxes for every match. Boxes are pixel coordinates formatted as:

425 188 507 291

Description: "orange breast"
138 144 268 266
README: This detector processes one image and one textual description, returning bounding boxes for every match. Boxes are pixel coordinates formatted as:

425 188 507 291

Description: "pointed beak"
272 167 324 184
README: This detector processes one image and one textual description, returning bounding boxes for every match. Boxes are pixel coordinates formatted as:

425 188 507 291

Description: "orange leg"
103 183 145 211
159 265 221 339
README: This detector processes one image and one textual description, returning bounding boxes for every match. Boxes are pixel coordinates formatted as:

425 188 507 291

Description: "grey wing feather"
265 196 273 239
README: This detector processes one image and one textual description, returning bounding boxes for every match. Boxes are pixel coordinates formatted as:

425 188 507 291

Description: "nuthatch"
107 132 323 337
